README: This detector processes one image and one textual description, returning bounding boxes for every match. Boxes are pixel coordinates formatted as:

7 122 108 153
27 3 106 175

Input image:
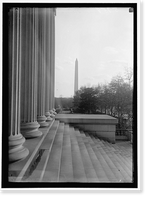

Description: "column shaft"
37 8 48 127
8 8 29 162
49 9 56 114
49 9 53 112
20 8 42 138
52 10 55 109
45 9 52 121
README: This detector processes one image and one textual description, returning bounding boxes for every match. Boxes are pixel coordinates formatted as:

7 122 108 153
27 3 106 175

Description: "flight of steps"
20 120 132 182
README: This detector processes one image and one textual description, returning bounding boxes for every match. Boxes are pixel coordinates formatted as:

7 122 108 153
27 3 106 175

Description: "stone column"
49 9 53 113
20 8 42 138
52 9 55 110
44 8 52 122
49 9 56 114
37 8 49 127
8 8 29 162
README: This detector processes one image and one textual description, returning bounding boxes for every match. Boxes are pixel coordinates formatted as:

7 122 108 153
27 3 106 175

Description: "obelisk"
74 58 78 95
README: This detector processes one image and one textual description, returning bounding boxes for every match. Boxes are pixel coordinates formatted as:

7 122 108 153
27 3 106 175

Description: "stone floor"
9 120 133 183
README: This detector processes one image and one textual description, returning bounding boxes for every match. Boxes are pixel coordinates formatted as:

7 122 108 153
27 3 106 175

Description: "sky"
55 7 133 97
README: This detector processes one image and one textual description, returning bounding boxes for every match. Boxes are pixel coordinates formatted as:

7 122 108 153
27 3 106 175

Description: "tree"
73 90 81 113
124 66 133 88
55 97 73 111
96 83 115 115
73 74 133 129
73 87 99 114
109 75 133 128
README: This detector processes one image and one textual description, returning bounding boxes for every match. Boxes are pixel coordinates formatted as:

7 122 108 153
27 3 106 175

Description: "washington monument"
74 58 78 95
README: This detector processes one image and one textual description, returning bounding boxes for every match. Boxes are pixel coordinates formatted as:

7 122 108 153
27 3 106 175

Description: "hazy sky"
55 7 133 97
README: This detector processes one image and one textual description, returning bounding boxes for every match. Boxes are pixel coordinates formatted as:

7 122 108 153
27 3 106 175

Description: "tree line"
55 97 73 112
73 74 133 129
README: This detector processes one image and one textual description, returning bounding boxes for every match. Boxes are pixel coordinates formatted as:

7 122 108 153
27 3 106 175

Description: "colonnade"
8 7 56 163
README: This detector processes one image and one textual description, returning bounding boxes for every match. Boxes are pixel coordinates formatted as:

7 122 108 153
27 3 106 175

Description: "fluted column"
20 8 42 138
49 9 56 114
8 8 29 162
44 8 52 122
49 9 53 112
52 9 55 110
37 8 49 127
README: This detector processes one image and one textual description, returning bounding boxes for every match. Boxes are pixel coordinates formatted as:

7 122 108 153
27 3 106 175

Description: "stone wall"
56 114 118 143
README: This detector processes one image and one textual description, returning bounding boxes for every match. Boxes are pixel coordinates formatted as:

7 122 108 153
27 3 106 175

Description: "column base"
37 115 49 127
52 108 57 115
21 121 42 138
45 112 53 122
50 110 56 118
9 134 29 163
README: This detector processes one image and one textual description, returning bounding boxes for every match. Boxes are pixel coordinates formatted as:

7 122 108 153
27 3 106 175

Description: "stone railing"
116 129 133 143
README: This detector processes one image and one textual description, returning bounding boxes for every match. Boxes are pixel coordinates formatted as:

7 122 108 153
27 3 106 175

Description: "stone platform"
55 114 118 143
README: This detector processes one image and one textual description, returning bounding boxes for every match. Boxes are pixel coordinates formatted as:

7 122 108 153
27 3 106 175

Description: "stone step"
92 146 123 182
86 137 122 182
41 122 64 182
23 123 132 183
40 120 60 150
75 130 124 182
106 151 132 182
23 149 49 182
83 142 110 182
94 140 132 181
90 144 118 182
78 132 96 143
70 128 87 182
77 130 131 182
110 151 132 178
103 141 132 171
96 144 131 182
22 120 60 182
106 140 132 155
58 124 74 182
102 141 132 172
74 131 99 182
78 131 132 181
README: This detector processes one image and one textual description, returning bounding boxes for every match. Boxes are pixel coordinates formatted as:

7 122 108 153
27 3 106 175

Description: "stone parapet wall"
56 114 118 143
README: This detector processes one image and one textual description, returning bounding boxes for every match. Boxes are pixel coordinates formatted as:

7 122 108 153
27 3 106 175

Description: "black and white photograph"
2 1 139 190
